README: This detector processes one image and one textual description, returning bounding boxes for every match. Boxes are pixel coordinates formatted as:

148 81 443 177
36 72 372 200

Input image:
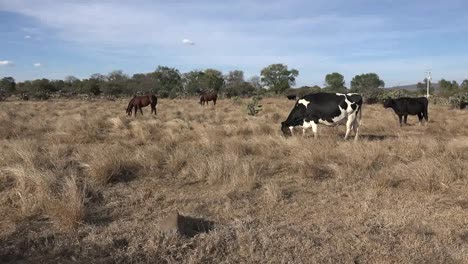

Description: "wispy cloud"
0 60 14 66
182 39 195 46
33 63 42 67
24 35 31 39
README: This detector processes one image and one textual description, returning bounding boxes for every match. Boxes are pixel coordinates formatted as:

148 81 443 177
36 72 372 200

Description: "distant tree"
183 70 205 95
225 70 254 97
225 70 244 85
438 79 459 97
285 85 322 98
249 75 262 90
18 78 56 99
324 72 346 93
416 78 434 95
260 64 299 94
203 69 224 93
64 75 79 84
0 77 16 93
128 73 156 95
350 73 385 99
90 73 107 82
452 80 459 91
150 66 183 98
101 70 129 95
461 79 468 92
80 79 101 95
51 80 66 92
310 85 322 93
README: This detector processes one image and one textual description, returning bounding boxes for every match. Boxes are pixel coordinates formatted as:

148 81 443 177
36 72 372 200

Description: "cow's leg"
134 106 137 117
302 121 312 137
423 109 429 125
417 113 423 126
213 99 216 106
344 114 356 140
353 119 360 141
311 121 318 139
403 115 408 125
398 115 403 126
289 126 294 136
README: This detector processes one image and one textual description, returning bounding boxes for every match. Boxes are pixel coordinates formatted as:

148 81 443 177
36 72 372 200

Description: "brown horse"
199 92 217 106
126 94 157 116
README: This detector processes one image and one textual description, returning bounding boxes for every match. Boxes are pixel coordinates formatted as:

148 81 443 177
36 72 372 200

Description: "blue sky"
1 0 467 87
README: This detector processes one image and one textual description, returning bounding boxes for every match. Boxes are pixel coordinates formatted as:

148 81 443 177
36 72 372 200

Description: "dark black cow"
459 101 467 109
383 97 428 126
286 94 297 100
281 93 363 140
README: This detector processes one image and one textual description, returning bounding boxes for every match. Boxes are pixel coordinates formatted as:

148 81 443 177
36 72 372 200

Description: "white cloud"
182 39 195 45
0 60 14 66
24 35 31 39
33 63 42 67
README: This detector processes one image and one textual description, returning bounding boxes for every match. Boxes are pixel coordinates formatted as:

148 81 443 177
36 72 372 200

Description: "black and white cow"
383 97 428 126
281 93 363 140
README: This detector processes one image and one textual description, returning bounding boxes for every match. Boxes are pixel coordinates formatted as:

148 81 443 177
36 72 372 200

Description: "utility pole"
425 69 432 98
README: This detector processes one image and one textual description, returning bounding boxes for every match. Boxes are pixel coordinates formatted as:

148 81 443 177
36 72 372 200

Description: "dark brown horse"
126 94 157 116
199 91 217 106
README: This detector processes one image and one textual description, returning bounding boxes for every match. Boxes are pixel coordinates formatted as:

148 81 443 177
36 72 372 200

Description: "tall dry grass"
0 97 467 263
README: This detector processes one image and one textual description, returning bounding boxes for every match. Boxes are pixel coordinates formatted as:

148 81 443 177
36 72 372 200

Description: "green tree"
416 78 434 96
150 66 183 98
439 79 459 97
0 77 16 93
452 81 459 91
249 76 262 90
225 70 252 97
203 69 224 93
80 79 101 95
324 72 346 93
101 70 129 95
260 64 299 94
183 70 205 95
461 79 468 92
128 73 155 95
90 73 107 82
350 73 385 98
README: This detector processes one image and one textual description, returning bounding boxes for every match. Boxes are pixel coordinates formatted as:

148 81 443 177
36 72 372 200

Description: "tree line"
1 64 467 100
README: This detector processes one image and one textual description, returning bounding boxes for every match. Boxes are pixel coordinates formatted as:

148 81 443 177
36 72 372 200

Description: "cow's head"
281 122 292 137
382 97 393 108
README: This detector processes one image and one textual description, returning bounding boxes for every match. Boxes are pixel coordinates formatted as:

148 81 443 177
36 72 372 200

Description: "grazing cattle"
126 94 157 117
383 97 428 126
286 94 297 100
200 91 217 106
281 93 363 141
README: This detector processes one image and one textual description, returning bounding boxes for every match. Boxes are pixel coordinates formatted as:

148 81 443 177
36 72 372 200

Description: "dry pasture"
0 98 468 263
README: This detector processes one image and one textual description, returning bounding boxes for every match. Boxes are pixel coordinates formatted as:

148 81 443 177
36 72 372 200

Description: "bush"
232 96 242 105
247 96 263 116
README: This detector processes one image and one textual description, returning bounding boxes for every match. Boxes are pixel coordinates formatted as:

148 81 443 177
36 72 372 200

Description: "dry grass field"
0 97 468 263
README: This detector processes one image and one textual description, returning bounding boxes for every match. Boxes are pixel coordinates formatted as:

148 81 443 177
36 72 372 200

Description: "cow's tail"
353 96 363 126
423 97 429 122
359 101 363 125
